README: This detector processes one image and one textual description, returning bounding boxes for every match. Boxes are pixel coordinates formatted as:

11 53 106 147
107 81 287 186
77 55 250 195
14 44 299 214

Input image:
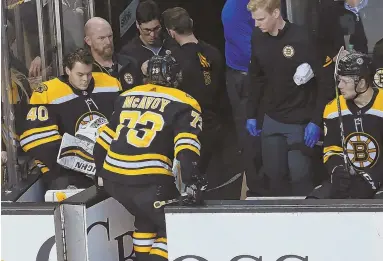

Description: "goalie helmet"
147 51 182 88
337 51 372 82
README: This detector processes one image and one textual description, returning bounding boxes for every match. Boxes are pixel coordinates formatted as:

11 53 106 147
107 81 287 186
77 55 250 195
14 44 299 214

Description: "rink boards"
2 190 383 261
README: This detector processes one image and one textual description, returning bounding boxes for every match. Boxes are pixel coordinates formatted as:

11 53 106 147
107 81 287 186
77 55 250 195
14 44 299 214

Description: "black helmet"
147 51 182 88
337 51 372 79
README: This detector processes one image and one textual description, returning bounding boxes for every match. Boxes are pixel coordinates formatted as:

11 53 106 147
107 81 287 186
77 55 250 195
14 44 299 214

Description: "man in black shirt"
317 0 368 62
162 7 241 198
85 17 141 91
246 0 331 196
120 0 177 82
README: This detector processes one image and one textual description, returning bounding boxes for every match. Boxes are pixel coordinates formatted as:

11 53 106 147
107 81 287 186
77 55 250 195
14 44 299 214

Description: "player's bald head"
84 17 111 37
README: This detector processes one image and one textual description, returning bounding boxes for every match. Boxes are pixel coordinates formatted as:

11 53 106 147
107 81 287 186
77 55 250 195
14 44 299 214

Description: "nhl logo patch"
124 73 134 85
34 83 48 93
283 45 295 58
374 69 383 88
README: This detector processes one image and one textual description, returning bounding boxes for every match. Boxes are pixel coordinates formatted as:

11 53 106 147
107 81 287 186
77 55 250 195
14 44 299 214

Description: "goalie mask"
337 51 373 96
147 52 182 88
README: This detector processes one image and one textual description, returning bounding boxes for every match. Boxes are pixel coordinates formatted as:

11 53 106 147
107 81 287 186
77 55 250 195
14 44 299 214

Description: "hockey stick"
153 172 243 208
334 46 353 174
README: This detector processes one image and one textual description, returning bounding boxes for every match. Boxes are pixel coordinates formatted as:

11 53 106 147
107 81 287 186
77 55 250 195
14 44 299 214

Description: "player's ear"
272 8 280 19
65 66 71 76
84 35 91 47
357 78 367 92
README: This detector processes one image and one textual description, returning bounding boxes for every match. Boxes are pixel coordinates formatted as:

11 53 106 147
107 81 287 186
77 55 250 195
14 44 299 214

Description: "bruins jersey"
19 72 122 172
95 84 203 185
323 88 383 184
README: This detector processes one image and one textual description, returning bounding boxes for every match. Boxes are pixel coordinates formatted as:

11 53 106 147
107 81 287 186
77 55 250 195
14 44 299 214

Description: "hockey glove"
246 119 261 137
304 122 320 148
181 175 207 206
356 170 378 191
330 165 351 198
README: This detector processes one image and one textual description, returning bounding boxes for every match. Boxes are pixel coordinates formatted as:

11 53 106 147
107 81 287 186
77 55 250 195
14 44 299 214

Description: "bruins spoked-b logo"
374 69 383 88
346 132 379 169
124 73 134 85
75 111 107 132
283 45 295 58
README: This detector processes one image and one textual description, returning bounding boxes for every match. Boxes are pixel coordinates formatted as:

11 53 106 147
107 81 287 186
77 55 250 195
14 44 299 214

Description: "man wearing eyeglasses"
120 0 178 81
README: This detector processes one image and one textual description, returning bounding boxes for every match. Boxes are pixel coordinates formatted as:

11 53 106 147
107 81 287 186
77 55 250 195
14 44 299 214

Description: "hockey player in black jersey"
309 51 383 199
19 48 121 190
94 54 205 261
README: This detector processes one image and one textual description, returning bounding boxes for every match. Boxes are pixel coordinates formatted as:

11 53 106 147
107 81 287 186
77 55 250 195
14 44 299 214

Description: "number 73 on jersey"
114 110 202 148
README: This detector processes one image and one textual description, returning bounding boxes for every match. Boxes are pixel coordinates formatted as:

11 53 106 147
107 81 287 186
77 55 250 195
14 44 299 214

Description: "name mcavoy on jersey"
122 96 171 112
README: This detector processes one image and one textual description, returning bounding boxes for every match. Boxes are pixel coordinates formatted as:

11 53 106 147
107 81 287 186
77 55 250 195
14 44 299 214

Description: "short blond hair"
247 0 281 13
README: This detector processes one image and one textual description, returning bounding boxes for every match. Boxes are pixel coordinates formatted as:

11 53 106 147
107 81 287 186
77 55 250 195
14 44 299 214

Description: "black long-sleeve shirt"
92 53 142 91
120 36 179 81
171 41 232 130
246 21 331 126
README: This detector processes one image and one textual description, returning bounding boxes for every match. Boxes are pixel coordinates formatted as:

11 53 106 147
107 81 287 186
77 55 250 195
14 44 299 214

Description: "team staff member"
85 17 141 91
19 48 121 190
309 51 382 199
246 0 331 196
162 7 240 198
95 54 205 261
120 0 177 81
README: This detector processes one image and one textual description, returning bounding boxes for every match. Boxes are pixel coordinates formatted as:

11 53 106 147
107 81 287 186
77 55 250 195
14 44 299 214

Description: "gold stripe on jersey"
174 132 201 157
150 237 168 259
96 125 116 151
30 73 121 105
133 232 157 239
20 125 58 140
121 84 202 113
134 246 152 253
323 145 343 163
20 125 61 152
101 125 117 138
133 231 156 253
35 160 49 174
103 150 173 176
107 150 172 165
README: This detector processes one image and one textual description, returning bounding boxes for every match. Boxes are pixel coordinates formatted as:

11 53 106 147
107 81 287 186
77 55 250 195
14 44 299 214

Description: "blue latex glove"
304 122 320 148
246 119 262 137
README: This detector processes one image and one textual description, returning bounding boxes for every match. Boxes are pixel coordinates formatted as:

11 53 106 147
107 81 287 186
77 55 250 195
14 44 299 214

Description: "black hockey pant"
103 178 180 261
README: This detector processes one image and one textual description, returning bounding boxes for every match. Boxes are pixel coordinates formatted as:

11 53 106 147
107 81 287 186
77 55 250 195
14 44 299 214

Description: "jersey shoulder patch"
32 83 48 93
